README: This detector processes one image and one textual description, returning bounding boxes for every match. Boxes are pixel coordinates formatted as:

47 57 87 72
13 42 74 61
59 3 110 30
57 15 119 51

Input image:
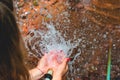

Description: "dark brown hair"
0 0 14 11
0 3 29 80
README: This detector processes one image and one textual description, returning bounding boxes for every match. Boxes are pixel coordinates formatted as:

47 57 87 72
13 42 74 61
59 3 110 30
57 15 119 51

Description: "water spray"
44 57 72 80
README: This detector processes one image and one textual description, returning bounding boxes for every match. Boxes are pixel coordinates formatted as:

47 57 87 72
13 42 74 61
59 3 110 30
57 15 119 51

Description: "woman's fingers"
62 58 69 66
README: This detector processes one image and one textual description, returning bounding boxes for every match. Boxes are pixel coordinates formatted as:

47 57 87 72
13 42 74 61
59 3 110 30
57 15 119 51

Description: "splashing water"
40 23 81 56
24 23 81 59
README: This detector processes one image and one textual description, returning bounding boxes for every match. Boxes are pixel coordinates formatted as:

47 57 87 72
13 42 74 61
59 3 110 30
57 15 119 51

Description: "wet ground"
14 0 120 80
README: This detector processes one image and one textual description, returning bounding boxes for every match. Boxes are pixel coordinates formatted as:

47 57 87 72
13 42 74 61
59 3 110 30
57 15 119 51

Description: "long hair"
0 0 13 11
0 3 29 80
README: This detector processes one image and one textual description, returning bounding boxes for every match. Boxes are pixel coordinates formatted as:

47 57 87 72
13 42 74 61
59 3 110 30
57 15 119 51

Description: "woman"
0 2 68 80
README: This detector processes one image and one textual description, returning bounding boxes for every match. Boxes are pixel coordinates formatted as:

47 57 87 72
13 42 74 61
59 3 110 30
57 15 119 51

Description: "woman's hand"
52 58 68 80
29 54 49 80
37 54 49 74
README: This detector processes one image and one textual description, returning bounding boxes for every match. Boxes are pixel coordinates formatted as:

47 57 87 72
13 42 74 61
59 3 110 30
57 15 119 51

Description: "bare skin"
29 54 68 80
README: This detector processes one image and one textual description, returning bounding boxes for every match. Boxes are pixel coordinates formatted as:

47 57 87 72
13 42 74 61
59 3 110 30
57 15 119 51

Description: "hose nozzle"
44 70 53 80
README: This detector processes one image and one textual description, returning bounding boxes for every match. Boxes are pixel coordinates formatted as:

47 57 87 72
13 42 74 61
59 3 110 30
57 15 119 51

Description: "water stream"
24 23 81 59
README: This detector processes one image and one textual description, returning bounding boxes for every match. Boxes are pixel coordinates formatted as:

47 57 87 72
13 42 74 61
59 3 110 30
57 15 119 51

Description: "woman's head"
0 0 14 11
0 3 29 80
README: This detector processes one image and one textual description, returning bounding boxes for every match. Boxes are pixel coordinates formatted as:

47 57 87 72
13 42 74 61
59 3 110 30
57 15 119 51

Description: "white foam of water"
24 23 81 58
38 23 80 56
